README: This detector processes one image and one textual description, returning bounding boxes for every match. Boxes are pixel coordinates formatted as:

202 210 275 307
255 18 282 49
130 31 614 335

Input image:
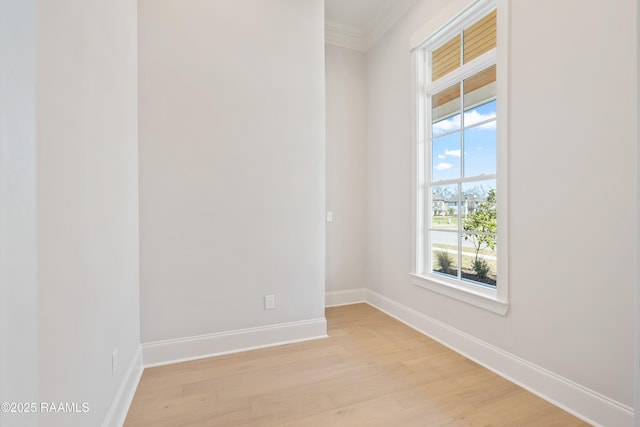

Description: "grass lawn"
432 216 459 228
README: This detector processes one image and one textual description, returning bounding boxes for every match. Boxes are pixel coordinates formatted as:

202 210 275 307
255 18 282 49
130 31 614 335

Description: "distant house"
432 193 448 216
433 193 482 216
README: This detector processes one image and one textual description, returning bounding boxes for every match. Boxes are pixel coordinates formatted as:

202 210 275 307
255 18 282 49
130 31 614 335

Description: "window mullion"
428 174 497 187
457 78 464 280
460 79 465 180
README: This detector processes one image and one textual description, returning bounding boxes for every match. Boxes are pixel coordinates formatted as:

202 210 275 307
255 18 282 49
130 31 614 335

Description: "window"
412 0 508 314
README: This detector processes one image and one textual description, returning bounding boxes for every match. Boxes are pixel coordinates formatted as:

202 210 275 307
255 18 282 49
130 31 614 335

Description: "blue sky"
432 100 496 181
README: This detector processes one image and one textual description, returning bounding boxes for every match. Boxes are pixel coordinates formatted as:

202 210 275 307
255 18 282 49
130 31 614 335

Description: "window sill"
410 273 509 315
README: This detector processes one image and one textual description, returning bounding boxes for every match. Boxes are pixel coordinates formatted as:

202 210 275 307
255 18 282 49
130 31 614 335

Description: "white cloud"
432 116 460 135
438 154 446 159
463 110 496 128
445 149 461 157
435 162 453 171
433 109 495 136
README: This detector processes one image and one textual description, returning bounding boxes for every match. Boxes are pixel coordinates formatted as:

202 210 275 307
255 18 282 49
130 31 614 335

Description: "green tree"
463 188 497 263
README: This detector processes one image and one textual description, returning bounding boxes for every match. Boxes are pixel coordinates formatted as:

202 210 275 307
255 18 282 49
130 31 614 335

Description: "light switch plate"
264 294 275 310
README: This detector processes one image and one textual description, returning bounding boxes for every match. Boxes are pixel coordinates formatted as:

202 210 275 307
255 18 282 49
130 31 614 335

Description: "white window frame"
410 0 510 315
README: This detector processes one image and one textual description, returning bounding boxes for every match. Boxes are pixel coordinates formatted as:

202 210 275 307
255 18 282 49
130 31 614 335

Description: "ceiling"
325 0 418 51
325 0 401 31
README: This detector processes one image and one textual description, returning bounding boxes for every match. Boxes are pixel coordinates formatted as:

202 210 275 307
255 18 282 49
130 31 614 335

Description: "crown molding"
325 21 367 52
365 0 419 49
325 0 419 52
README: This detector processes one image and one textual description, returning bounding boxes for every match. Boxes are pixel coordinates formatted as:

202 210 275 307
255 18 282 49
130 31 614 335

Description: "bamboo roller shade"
431 10 496 82
432 37 460 82
432 65 495 109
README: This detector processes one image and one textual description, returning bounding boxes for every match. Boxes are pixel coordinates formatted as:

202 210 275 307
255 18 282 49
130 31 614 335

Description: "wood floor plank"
124 304 590 426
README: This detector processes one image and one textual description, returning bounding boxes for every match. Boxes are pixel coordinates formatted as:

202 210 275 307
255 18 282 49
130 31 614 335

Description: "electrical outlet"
264 294 275 310
112 349 118 376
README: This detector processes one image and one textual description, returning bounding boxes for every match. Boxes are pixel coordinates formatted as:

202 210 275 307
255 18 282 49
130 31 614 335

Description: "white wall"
0 1 141 426
366 0 636 419
637 1 640 422
325 45 367 294
0 1 38 426
138 0 326 350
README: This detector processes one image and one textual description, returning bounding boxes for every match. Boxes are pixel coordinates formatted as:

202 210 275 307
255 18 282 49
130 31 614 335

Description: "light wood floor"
125 304 590 426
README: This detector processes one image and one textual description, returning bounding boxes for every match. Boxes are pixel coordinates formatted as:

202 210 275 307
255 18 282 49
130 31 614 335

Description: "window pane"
431 230 458 279
464 99 496 127
432 35 460 81
432 84 461 137
461 180 497 287
433 114 461 137
463 10 497 64
464 122 496 177
461 234 497 287
464 66 496 110
432 133 461 181
431 184 458 229
461 180 496 225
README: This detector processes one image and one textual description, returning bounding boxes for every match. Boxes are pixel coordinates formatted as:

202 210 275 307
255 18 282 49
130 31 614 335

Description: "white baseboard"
102 346 143 427
325 288 367 307
365 290 634 427
142 318 327 368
